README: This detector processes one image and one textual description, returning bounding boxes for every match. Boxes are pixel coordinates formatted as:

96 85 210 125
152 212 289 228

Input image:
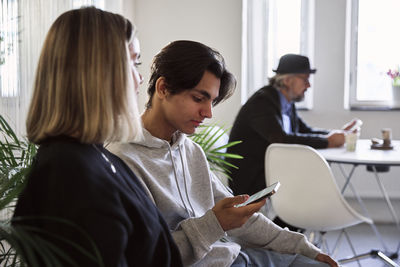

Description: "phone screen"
235 182 280 207
347 119 363 132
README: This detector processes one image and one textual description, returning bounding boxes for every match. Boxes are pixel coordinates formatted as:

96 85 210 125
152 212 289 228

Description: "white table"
317 139 400 167
317 139 400 260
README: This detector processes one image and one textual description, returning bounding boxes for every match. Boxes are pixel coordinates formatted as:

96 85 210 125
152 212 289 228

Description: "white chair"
265 143 372 231
265 143 374 265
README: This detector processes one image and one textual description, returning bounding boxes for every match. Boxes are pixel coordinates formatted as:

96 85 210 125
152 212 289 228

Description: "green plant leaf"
209 140 242 152
189 123 243 180
0 115 36 214
207 155 239 169
0 168 29 210
5 217 104 267
208 152 244 159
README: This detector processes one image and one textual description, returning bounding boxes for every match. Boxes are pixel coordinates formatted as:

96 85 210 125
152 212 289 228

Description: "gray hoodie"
109 129 320 267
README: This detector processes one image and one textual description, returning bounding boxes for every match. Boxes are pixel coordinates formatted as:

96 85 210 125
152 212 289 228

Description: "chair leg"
338 230 399 267
339 251 375 265
320 232 330 255
331 229 362 266
374 251 400 267
331 230 345 258
343 230 362 267
307 231 331 254
308 231 315 244
339 250 399 267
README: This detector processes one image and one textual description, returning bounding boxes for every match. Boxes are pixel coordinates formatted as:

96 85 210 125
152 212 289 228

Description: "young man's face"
285 73 311 102
160 71 220 135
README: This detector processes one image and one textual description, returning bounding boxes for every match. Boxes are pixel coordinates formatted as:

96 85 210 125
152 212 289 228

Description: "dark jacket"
13 136 183 267
227 85 329 195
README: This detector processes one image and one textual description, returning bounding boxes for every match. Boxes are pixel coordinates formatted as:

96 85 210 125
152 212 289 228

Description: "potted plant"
386 67 400 105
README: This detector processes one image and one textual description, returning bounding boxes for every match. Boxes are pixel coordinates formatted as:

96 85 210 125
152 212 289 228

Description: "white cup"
345 132 358 152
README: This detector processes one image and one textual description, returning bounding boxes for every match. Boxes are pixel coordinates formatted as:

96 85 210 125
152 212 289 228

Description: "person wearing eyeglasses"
226 54 357 230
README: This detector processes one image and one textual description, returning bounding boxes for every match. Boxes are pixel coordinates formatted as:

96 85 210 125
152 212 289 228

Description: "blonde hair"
26 7 142 144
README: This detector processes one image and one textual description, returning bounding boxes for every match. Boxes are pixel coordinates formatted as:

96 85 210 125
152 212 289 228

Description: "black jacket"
13 136 183 267
227 85 329 195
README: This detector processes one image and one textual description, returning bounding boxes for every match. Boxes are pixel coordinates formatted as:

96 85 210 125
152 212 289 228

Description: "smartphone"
235 182 281 207
347 118 363 132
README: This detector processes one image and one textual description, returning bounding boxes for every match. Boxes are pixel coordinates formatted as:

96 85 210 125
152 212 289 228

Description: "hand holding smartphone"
235 182 280 207
346 118 363 133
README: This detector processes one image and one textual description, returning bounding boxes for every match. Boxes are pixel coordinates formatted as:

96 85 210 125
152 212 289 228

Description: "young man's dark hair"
146 40 236 109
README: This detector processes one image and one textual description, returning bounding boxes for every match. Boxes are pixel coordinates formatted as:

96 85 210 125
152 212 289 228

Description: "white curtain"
1 0 21 134
242 0 315 109
241 0 269 105
0 0 73 137
0 0 113 137
18 0 74 137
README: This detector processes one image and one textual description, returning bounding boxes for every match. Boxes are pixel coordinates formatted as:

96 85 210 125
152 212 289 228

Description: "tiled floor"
315 223 400 267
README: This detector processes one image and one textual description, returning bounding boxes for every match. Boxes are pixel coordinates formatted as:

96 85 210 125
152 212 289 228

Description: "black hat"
272 54 316 74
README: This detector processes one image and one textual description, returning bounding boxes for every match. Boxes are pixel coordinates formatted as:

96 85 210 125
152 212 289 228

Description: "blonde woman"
13 7 182 267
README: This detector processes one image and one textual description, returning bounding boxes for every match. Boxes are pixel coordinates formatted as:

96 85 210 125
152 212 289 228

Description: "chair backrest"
265 143 372 231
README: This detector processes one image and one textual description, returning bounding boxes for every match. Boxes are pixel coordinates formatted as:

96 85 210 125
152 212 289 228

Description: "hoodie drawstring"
178 146 196 216
168 145 195 217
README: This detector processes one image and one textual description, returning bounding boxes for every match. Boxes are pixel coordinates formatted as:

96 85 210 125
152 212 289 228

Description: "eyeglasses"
294 75 310 84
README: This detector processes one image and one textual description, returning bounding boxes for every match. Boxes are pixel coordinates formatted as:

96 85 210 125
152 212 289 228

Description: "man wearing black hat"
226 54 356 229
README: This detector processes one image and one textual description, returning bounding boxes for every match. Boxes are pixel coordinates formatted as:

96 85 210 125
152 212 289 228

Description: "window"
242 0 315 108
0 0 105 97
345 0 400 109
1 0 109 136
2 0 76 136
0 0 19 98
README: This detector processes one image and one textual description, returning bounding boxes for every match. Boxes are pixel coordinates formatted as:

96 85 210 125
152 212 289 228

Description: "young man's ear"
155 77 168 99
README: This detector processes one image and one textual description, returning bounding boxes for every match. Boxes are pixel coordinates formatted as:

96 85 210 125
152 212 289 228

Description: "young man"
109 41 338 267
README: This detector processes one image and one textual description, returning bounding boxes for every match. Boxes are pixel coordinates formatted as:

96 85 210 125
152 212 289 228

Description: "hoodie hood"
127 128 198 218
135 128 186 149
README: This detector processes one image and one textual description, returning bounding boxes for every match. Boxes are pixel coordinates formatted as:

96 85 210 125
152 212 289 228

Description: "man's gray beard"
293 95 305 102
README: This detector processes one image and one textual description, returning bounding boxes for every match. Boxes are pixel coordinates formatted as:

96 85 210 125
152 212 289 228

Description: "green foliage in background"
190 124 243 180
0 116 36 209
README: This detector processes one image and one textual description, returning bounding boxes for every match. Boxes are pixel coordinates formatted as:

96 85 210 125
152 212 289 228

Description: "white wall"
301 0 400 200
132 0 242 126
129 0 400 200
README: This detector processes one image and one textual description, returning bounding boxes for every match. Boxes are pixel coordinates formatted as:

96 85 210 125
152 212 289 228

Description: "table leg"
338 164 389 252
370 166 400 257
340 164 357 194
371 166 400 230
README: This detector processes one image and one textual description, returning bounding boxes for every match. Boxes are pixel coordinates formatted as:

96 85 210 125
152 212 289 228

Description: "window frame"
345 0 400 110
242 0 315 109
0 0 19 98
